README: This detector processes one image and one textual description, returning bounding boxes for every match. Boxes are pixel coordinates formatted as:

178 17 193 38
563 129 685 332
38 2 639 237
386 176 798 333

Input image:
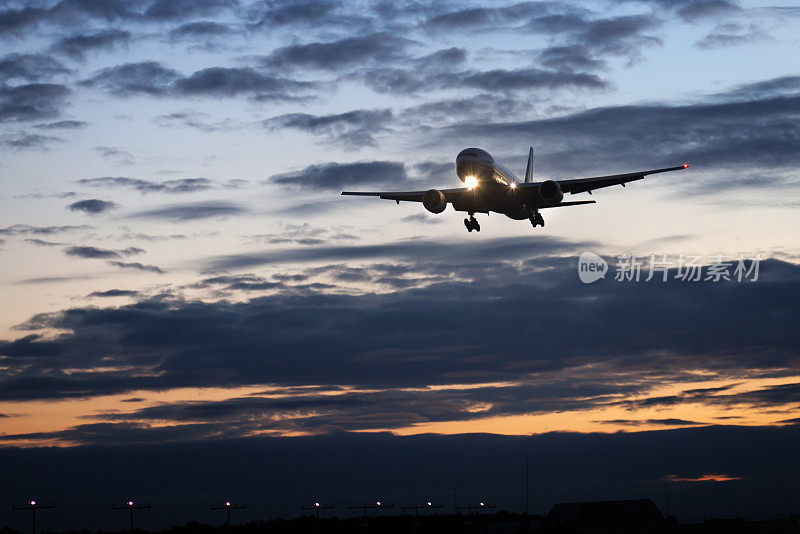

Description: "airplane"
342 147 689 232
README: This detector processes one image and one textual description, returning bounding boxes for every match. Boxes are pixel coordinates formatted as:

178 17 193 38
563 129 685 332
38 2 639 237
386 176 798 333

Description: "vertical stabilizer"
524 146 534 183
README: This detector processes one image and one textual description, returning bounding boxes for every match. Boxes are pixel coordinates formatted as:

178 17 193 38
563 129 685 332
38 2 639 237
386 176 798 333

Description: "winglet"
524 146 534 183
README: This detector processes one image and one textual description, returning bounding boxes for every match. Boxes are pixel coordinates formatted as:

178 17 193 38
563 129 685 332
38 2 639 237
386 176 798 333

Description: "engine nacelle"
538 180 564 204
422 189 447 214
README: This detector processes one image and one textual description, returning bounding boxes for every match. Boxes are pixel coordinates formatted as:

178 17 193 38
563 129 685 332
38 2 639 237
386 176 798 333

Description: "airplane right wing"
341 187 469 204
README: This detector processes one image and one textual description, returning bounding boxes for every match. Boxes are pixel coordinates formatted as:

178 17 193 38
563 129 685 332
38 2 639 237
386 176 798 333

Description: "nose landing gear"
529 212 545 228
464 215 481 232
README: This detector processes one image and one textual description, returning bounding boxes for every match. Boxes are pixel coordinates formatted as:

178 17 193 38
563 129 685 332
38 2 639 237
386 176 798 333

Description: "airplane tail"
524 146 534 183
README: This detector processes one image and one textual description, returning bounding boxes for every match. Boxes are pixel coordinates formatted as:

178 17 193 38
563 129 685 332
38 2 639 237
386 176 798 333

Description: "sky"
1 0 800 529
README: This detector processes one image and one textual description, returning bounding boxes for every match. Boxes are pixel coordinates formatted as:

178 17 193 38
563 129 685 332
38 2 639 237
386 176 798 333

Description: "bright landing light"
509 182 517 189
464 176 478 190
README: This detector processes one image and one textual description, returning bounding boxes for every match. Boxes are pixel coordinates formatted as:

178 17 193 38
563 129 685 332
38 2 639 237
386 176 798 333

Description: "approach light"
509 182 517 189
225 501 231 507
30 500 36 506
127 501 134 506
427 502 432 506
464 176 478 190
376 501 381 506
315 502 320 507
479 502 485 507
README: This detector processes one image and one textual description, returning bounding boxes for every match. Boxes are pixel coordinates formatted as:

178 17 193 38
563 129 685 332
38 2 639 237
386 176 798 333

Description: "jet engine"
538 180 564 203
423 189 447 214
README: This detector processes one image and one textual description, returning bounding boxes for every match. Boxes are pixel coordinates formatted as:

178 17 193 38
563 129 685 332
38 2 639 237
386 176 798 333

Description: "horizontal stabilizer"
541 200 596 209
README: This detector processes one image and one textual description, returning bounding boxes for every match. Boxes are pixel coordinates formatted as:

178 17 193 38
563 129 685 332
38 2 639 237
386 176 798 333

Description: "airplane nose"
456 148 493 181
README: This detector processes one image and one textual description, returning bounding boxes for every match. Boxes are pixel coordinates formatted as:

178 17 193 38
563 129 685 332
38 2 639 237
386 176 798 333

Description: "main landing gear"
529 212 545 228
464 215 481 232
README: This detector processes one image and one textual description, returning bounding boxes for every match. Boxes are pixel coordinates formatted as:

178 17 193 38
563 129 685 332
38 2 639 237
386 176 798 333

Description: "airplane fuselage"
455 147 548 220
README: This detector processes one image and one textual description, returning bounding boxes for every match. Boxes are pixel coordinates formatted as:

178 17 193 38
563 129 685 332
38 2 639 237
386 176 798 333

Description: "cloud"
0 83 70 123
400 213 442 225
0 254 797 416
24 238 65 246
0 132 62 149
267 161 406 190
262 108 393 149
0 53 70 83
130 201 247 221
108 261 164 274
36 119 87 129
50 29 131 60
634 0 741 21
172 67 314 101
64 245 144 259
79 176 213 194
79 61 180 96
144 0 236 21
436 79 800 176
87 289 140 298
0 224 93 236
67 199 117 214
459 68 606 92
168 21 233 40
695 23 768 49
262 32 414 71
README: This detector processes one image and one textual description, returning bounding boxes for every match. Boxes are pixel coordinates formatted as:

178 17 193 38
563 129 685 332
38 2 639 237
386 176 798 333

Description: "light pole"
113 500 150 531
12 500 54 534
302 502 334 534
211 501 247 527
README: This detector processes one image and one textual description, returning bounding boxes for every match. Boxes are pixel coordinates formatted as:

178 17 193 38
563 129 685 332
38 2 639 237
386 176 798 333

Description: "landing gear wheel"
464 216 480 233
529 213 545 228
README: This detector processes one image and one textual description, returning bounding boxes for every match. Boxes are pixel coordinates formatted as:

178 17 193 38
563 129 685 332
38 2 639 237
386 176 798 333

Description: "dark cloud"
64 245 144 259
401 94 532 124
598 418 706 427
50 29 131 60
635 0 741 21
0 254 798 410
67 198 117 214
358 65 607 96
36 119 87 129
437 80 800 176
144 0 236 21
168 20 233 39
79 176 213 194
400 213 442 225
173 67 314 101
538 45 605 71
250 0 337 27
79 61 180 96
0 6 47 36
204 236 588 271
0 131 62 148
108 261 164 274
87 289 139 298
0 83 70 123
262 32 413 71
0 53 70 83
130 201 247 221
459 68 606 93
0 224 93 236
262 108 393 149
24 238 65 246
695 23 767 49
268 160 406 190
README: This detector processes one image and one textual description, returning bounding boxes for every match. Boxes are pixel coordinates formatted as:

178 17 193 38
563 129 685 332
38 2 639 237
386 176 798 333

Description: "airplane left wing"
552 165 689 195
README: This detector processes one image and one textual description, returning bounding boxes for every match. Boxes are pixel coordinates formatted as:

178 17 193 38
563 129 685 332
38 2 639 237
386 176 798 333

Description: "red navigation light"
683 163 690 168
